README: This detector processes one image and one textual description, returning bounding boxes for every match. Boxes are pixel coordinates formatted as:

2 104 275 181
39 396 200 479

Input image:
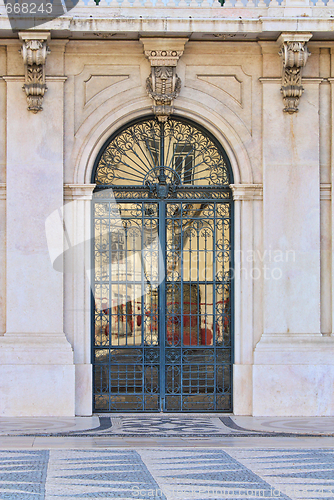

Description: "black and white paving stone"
1 448 334 500
2 416 334 438
0 450 49 500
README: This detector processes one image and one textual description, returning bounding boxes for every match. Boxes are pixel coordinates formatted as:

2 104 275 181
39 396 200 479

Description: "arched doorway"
92 116 233 412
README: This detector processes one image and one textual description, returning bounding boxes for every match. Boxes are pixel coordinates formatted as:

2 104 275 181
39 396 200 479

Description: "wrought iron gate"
92 117 233 412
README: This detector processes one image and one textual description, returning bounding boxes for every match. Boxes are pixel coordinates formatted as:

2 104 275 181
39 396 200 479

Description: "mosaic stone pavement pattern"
1 416 334 438
0 448 334 500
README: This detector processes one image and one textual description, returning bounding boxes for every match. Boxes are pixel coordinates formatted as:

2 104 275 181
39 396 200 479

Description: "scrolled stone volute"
279 41 310 69
19 32 51 113
277 33 312 114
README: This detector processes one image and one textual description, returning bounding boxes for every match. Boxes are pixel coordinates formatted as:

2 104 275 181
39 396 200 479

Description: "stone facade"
0 0 334 416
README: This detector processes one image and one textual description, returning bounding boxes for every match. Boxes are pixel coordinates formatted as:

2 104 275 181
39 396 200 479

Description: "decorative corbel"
141 38 188 122
277 33 312 114
19 32 50 113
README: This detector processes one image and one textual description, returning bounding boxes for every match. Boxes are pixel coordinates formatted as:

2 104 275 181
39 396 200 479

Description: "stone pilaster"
0 45 75 416
253 69 334 416
0 183 5 337
230 184 263 416
63 184 96 416
329 76 334 338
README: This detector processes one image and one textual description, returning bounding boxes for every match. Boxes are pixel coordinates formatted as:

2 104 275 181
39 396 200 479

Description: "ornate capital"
0 183 6 201
320 184 331 201
277 33 312 114
230 184 263 202
144 49 184 68
64 184 96 201
141 38 187 122
19 32 50 113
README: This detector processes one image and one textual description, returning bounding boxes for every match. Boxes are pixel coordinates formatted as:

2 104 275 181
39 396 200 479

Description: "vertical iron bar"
213 202 217 410
204 230 208 346
197 216 200 346
159 200 166 411
92 200 96 410
158 122 166 411
180 202 184 410
141 202 145 409
117 208 120 348
108 201 111 409
125 213 129 347
230 199 234 413
160 122 165 172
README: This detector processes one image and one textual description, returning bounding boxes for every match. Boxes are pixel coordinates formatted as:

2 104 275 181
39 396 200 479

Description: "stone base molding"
233 364 253 416
0 333 73 365
0 333 75 416
253 334 334 416
253 364 334 416
75 364 93 416
0 365 75 417
254 333 334 365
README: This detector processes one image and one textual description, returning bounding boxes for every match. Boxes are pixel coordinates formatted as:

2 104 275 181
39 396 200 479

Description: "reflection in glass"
93 117 232 412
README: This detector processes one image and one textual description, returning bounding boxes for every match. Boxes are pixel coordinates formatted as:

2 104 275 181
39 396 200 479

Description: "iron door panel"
164 200 232 411
93 198 232 412
93 201 161 411
92 116 233 413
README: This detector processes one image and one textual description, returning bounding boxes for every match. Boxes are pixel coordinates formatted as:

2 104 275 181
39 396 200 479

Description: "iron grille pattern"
92 116 233 412
94 117 230 190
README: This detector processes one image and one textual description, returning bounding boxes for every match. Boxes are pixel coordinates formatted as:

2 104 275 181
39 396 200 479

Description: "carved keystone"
277 32 312 114
19 32 50 113
141 38 188 122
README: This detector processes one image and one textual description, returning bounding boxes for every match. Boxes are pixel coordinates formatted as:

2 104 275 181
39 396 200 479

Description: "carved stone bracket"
141 38 188 122
277 33 312 114
19 32 50 113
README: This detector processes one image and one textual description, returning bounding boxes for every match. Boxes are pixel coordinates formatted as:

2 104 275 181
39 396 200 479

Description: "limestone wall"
0 24 334 416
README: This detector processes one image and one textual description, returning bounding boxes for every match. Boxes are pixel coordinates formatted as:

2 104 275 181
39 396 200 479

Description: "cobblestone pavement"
1 415 334 437
0 447 334 500
1 416 334 500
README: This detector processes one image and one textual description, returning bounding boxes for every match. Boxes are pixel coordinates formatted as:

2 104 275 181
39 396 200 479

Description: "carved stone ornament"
141 38 188 122
146 64 182 122
19 32 51 113
277 33 312 114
